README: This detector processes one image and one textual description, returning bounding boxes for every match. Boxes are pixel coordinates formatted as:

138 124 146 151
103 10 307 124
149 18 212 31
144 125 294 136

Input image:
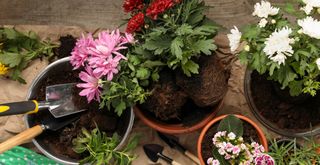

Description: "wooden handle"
0 125 44 153
185 150 201 165
172 161 182 165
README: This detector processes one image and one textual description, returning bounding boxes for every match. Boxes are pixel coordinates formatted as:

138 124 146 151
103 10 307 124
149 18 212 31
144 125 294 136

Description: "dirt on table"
201 120 260 163
250 71 320 131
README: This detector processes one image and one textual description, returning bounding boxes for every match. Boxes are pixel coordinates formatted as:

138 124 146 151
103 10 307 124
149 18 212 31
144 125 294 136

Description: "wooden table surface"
0 0 286 29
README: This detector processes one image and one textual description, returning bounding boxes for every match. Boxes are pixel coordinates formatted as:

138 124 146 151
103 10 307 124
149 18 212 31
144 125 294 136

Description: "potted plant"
197 114 270 165
228 0 320 137
123 0 230 134
268 138 320 164
25 29 140 164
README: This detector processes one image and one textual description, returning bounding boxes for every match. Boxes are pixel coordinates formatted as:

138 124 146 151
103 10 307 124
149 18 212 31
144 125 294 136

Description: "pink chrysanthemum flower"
77 67 102 103
89 55 126 81
70 34 94 69
89 30 128 58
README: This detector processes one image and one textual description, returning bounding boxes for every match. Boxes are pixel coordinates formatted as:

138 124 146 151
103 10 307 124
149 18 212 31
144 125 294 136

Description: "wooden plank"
0 0 288 29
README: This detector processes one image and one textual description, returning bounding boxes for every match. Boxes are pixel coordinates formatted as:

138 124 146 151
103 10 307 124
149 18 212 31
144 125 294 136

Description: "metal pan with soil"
244 69 320 137
25 57 134 165
197 114 268 165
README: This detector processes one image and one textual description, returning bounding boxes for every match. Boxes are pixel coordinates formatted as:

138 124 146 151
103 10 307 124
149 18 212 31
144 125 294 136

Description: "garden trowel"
0 83 86 118
0 112 81 153
143 144 182 165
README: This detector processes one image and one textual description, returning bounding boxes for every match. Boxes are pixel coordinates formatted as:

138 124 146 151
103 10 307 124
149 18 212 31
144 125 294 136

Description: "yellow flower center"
0 63 8 75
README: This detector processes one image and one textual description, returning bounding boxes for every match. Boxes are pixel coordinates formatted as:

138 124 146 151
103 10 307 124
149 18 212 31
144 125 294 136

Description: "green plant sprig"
268 138 320 165
0 27 57 83
73 127 139 165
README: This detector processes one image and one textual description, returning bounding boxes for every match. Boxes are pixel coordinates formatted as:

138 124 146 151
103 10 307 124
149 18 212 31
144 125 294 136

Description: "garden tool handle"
185 151 201 165
172 161 182 165
0 100 39 116
0 125 44 154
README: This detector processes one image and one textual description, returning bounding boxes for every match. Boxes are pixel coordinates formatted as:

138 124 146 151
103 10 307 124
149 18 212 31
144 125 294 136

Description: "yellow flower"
0 63 8 75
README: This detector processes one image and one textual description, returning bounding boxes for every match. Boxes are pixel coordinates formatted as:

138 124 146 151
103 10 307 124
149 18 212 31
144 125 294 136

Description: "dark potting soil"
29 69 128 160
50 35 76 62
201 121 260 163
250 71 320 130
139 68 217 126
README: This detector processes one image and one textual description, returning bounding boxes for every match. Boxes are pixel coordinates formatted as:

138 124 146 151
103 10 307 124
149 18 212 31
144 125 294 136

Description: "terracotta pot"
244 69 320 137
197 114 268 165
134 99 224 134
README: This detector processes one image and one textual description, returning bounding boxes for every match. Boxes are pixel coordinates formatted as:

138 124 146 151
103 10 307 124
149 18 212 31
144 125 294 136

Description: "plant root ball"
141 70 188 121
176 55 230 107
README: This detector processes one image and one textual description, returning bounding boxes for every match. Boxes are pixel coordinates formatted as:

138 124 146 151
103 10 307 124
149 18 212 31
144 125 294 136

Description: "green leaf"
176 24 193 36
0 52 22 67
192 39 217 55
151 72 160 81
288 80 303 96
171 37 184 59
182 60 199 76
217 115 243 137
242 25 261 40
212 148 230 165
136 67 150 80
3 28 19 39
115 101 126 117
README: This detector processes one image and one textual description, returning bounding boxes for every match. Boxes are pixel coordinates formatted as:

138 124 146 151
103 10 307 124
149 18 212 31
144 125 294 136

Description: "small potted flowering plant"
123 0 230 134
25 30 140 164
197 115 271 165
228 0 320 137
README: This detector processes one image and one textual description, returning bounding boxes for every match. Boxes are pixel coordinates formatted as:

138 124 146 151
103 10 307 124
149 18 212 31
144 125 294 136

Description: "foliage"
73 127 139 165
0 27 56 83
233 0 320 97
125 0 219 80
268 138 320 165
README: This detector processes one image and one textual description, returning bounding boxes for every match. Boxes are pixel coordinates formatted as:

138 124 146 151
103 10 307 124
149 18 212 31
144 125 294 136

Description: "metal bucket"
24 57 135 165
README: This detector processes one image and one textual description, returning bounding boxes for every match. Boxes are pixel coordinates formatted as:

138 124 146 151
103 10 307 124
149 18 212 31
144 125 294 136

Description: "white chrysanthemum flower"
258 18 268 28
316 58 320 70
263 27 294 65
298 16 320 39
301 0 320 15
252 1 279 18
227 26 242 52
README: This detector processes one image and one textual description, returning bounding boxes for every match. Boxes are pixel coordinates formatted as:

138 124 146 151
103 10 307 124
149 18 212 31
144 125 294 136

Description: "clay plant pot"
197 114 268 165
24 57 135 165
244 69 320 137
134 98 224 134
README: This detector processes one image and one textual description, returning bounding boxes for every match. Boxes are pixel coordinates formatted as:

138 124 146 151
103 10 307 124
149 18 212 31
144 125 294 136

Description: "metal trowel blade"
45 83 87 118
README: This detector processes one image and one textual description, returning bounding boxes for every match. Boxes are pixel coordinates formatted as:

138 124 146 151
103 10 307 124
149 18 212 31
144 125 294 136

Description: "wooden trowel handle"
185 151 201 164
172 161 182 165
0 125 44 153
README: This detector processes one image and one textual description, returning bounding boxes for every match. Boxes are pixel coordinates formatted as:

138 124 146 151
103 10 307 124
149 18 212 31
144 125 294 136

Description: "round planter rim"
134 98 224 134
197 114 268 165
244 68 320 137
24 57 134 165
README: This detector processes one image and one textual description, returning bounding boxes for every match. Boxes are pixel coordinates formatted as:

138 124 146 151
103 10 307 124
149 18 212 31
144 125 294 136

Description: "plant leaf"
217 115 243 136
